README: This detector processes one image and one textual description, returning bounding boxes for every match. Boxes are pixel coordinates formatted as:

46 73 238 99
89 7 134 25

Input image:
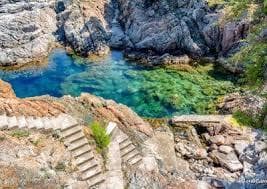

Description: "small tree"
90 121 110 151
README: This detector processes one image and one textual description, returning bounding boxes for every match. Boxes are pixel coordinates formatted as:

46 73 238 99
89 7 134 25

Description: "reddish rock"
0 79 16 98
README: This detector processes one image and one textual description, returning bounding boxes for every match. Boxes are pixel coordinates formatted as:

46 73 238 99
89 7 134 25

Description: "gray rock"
234 140 250 155
258 151 267 170
209 135 225 145
62 3 110 56
260 28 267 40
0 0 57 66
116 0 218 57
255 141 267 152
219 145 233 154
210 151 243 172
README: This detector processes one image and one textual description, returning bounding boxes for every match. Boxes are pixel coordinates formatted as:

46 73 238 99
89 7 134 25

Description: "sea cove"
0 49 236 118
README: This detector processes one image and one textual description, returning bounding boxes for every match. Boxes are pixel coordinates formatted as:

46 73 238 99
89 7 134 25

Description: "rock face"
217 92 266 118
58 0 111 56
0 0 250 65
117 0 211 56
0 0 57 66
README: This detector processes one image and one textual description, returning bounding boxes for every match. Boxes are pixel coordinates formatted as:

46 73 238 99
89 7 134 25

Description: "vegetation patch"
10 130 30 138
0 136 6 142
55 162 66 172
90 121 110 152
233 107 267 130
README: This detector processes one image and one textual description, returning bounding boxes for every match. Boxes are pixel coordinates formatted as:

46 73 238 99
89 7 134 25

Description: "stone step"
117 132 128 144
67 137 88 151
78 160 98 173
61 125 82 138
86 173 105 188
72 144 92 158
120 144 135 155
127 153 142 166
119 140 132 151
27 117 44 129
64 131 85 144
82 166 102 181
7 116 18 129
0 115 8 129
48 118 61 130
17 116 27 129
75 151 94 166
59 114 79 130
122 148 139 161
26 117 35 129
42 117 53 130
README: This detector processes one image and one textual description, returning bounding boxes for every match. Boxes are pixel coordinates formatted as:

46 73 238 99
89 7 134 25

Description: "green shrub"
233 108 266 129
232 42 267 88
11 130 30 138
90 121 110 151
264 0 267 14
55 162 66 172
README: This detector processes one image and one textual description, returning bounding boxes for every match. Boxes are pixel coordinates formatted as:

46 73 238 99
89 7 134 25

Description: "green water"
0 49 236 118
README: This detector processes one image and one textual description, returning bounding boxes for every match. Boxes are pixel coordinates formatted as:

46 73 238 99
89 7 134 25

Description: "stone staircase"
0 114 105 188
108 124 143 167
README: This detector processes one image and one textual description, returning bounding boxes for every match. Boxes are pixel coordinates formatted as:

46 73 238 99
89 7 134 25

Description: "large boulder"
0 0 57 66
60 0 111 56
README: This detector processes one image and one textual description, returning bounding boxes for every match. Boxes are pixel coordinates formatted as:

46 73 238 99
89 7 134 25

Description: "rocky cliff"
0 0 249 66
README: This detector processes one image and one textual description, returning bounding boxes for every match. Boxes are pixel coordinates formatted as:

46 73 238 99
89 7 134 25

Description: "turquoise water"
0 49 236 118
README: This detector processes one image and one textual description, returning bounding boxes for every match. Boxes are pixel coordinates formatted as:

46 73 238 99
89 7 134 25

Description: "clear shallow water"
0 49 236 118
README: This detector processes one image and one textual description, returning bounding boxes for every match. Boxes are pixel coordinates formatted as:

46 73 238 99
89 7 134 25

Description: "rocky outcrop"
57 0 111 56
217 92 266 116
0 130 80 188
171 115 267 188
116 0 211 56
0 80 65 117
125 51 191 66
0 79 15 98
0 0 57 66
0 0 252 66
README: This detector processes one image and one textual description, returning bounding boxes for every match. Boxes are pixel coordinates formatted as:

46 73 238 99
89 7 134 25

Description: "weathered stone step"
82 167 102 181
171 115 231 124
119 140 132 150
17 116 27 129
7 116 18 129
61 125 82 138
75 151 94 166
120 144 135 155
42 117 53 130
127 153 142 165
64 131 85 144
59 114 79 130
0 115 8 129
122 148 139 161
68 137 88 151
121 145 136 157
117 133 128 144
27 117 44 129
72 145 92 158
86 173 105 188
78 160 98 173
